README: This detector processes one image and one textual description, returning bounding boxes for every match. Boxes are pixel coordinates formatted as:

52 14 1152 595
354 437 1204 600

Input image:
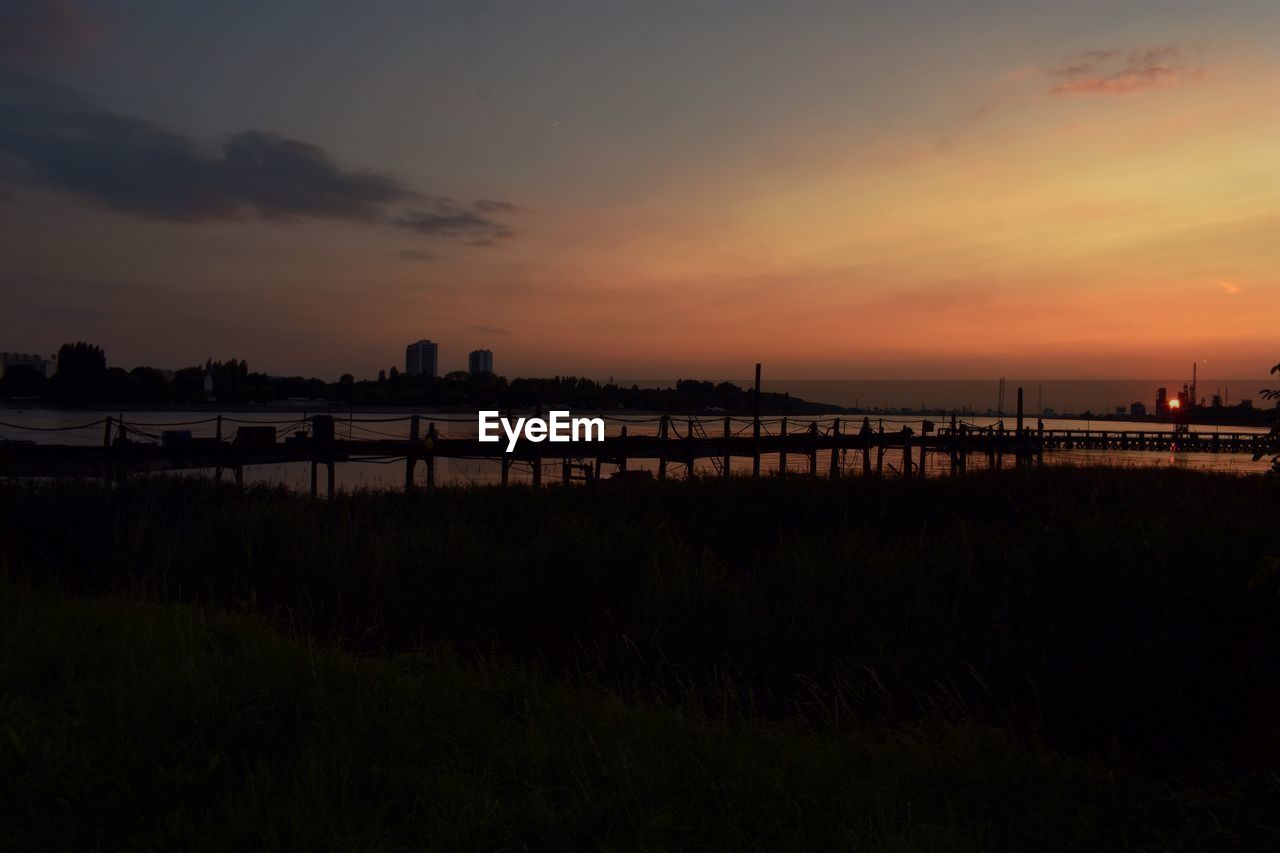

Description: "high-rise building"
404 340 438 378
468 348 494 376
1155 387 1168 415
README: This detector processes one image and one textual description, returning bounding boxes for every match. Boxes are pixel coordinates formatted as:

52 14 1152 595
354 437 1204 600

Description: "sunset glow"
1 1 1277 379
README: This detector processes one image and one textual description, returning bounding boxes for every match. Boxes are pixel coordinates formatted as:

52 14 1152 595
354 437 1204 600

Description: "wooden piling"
779 418 788 476
808 421 819 476
1016 387 1024 467
902 428 912 479
215 415 224 481
722 417 731 477
406 414 420 490
876 421 885 477
425 422 437 487
829 418 841 479
752 362 762 478
618 426 628 475
918 428 927 478
686 417 696 480
658 415 669 480
949 414 958 475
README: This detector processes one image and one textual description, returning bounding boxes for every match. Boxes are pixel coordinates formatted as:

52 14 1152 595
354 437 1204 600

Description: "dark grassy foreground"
2 468 1279 849
5 584 1258 852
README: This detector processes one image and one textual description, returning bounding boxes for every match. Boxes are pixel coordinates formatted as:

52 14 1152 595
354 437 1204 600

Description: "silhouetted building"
0 352 53 378
1155 387 1168 415
405 340 438 378
1115 405 1127 415
468 348 494 376
1240 398 1253 409
1130 402 1147 417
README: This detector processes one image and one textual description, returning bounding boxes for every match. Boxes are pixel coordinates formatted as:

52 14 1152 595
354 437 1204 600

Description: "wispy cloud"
468 324 519 337
1215 280 1243 295
398 249 440 261
0 71 518 242
1049 45 1206 96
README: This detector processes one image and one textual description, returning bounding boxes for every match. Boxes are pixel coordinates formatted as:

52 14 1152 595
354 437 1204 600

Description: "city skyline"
1 1 1277 379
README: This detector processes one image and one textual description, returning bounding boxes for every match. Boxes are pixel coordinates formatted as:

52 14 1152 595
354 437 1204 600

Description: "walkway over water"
2 412 1274 494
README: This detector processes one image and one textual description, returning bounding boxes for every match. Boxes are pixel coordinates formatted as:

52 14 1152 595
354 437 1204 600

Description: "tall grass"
2 468 1277 777
2 585 1271 851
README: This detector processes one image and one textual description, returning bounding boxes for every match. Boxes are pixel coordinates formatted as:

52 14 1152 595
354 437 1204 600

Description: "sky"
1 0 1276 380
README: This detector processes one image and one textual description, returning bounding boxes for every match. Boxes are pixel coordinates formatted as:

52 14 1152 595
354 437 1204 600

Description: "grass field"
2 469 1278 848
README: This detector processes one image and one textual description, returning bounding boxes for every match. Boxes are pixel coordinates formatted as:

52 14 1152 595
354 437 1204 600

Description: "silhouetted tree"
53 342 106 402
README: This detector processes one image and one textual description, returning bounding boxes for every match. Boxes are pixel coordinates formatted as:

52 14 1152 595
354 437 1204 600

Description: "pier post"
326 460 334 498
779 418 788 476
949 414 958 475
311 415 335 498
809 421 819 476
658 415 669 480
722 417 731 477
876 421 885 477
752 363 762 478
1016 387 1024 467
861 418 872 478
102 416 113 485
501 456 510 486
215 415 224 481
829 418 841 479
619 425 628 475
902 428 912 479
686 417 696 479
406 414 420 491
532 455 542 488
425 422 436 488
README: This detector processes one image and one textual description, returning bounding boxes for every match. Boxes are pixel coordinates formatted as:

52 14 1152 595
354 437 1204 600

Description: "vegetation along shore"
2 468 1278 849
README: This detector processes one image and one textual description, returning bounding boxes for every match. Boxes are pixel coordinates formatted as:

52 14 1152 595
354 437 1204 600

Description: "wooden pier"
1 411 1273 496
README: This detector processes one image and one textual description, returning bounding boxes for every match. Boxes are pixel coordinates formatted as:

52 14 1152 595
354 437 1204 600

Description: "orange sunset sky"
1 1 1276 379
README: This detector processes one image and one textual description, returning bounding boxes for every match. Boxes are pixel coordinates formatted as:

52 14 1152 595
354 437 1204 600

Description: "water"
1 406 1272 489
625 378 1274 417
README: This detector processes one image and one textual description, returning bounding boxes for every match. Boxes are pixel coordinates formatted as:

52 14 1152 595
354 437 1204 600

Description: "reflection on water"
1 408 1273 490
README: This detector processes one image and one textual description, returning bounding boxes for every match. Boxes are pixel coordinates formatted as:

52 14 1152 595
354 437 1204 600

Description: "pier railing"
1 411 1274 494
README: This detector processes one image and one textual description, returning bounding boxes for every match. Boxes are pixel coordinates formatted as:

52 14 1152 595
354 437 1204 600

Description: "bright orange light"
1169 399 1182 409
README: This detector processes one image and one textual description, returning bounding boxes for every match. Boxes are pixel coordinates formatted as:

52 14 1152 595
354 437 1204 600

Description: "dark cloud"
468 324 518 337
393 198 512 241
473 198 518 214
1049 45 1205 96
0 72 518 241
0 0 98 61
